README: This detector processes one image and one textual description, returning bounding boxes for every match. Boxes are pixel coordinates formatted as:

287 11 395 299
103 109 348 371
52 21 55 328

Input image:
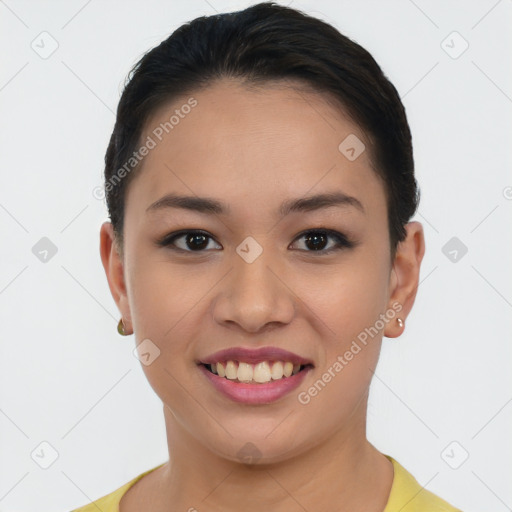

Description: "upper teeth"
210 361 302 383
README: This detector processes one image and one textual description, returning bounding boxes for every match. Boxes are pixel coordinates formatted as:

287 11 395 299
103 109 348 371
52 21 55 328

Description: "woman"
72 2 462 511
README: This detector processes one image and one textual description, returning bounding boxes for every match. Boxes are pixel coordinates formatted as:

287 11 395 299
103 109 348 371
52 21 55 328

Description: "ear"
99 221 133 334
384 221 425 338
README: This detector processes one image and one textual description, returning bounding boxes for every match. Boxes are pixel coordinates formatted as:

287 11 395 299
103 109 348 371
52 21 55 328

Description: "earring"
117 318 129 336
397 317 404 328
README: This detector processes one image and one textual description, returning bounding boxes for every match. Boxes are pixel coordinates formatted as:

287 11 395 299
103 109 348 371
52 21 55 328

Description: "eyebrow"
146 191 365 216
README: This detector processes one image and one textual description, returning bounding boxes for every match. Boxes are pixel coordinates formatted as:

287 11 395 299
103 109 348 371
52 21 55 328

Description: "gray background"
0 1 511 510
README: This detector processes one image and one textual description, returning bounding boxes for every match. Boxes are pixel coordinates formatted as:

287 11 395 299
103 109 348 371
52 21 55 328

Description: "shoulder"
69 464 164 512
384 455 463 512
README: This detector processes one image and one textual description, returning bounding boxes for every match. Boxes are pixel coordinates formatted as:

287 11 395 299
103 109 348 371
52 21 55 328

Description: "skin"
100 78 425 512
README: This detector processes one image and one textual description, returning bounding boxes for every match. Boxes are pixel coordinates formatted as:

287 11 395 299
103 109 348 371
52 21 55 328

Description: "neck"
150 401 393 512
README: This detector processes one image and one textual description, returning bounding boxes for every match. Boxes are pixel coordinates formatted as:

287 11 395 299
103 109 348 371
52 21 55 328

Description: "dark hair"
104 1 419 260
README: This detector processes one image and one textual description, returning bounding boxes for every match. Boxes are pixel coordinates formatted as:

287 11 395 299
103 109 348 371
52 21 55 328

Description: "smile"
198 362 313 404
203 360 313 384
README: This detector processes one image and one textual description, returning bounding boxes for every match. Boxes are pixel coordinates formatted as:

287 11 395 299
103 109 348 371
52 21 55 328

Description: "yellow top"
70 455 462 512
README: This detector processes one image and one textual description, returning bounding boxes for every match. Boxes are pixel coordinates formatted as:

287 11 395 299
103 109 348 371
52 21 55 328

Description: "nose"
212 250 296 334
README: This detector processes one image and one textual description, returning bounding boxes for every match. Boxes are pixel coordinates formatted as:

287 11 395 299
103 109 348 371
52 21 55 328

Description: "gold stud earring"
117 318 129 336
397 317 404 328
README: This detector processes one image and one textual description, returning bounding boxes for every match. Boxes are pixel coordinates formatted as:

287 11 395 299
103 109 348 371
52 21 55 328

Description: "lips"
198 346 314 366
196 346 315 403
198 361 313 404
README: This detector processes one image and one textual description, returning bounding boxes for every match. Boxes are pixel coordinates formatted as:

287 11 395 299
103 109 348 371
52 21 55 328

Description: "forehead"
125 79 385 223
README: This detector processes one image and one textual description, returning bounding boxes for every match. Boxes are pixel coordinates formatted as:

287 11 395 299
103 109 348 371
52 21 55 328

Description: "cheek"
294 260 389 422
126 244 209 334
125 249 223 383
296 253 390 340
125 258 204 411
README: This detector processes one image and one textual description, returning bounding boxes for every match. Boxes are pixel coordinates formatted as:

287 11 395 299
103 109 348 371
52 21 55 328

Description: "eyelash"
156 229 355 255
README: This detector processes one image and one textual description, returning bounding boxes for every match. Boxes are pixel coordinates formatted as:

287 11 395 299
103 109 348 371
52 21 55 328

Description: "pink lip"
198 363 313 404
198 346 314 366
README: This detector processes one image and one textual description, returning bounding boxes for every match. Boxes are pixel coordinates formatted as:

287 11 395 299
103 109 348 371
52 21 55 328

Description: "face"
101 78 424 463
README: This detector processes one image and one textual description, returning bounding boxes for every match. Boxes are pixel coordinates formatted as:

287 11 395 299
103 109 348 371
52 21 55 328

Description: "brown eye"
157 230 221 252
184 233 209 250
290 229 354 254
304 232 329 251
157 228 354 255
